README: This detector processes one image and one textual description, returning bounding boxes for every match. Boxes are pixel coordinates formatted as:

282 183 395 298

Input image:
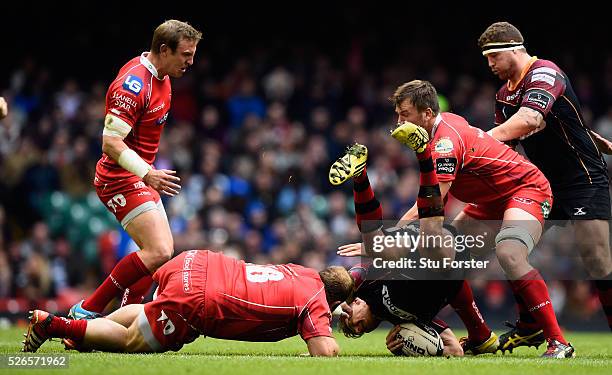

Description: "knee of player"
148 245 174 265
495 227 534 266
495 246 525 269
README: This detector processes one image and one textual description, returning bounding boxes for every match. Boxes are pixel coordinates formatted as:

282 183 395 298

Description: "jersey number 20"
107 194 127 213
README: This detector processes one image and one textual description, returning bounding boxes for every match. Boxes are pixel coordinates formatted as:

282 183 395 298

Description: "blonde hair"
151 20 202 54
391 80 440 115
319 266 354 307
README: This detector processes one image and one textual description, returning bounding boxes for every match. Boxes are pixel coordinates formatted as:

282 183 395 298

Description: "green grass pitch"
1 327 610 375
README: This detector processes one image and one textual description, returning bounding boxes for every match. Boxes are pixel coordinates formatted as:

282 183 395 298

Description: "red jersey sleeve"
521 65 566 116
297 287 333 341
105 73 147 127
431 126 464 183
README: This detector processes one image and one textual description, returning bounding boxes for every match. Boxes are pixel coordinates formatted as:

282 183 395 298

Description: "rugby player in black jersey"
478 21 612 349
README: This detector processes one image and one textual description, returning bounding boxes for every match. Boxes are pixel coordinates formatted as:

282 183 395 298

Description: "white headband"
481 42 524 56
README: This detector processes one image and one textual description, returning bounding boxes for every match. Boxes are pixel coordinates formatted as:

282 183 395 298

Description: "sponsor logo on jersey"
531 73 556 86
533 66 559 76
526 91 551 110
541 200 552 219
111 91 138 111
182 250 197 292
133 181 146 189
122 75 143 95
512 197 535 205
435 157 457 175
505 88 522 102
433 138 454 155
147 101 165 114
157 112 169 125
381 285 417 321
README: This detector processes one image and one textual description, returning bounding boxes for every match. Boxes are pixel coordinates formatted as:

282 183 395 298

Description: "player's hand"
339 302 352 319
386 325 404 355
591 130 612 155
143 169 182 196
337 242 365 257
0 97 7 120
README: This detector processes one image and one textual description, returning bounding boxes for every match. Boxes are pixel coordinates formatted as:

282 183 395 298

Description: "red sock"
506 280 540 331
82 252 151 313
353 168 382 233
48 316 88 341
450 281 491 343
431 317 449 332
121 275 154 307
510 269 566 344
594 279 612 331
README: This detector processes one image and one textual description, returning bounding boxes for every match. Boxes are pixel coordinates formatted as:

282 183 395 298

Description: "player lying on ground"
329 144 498 356
478 21 612 334
23 250 353 356
331 80 574 358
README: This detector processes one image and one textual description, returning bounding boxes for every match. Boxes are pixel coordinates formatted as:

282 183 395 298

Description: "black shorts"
548 185 611 223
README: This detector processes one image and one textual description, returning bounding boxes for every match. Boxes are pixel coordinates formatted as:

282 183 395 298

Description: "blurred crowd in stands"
1 27 611 329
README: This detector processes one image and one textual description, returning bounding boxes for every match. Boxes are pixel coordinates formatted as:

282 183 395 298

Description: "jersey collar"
507 56 537 91
140 52 164 80
431 113 443 137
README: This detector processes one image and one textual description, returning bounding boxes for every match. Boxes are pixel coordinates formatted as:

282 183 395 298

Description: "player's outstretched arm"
488 107 544 142
306 336 340 357
590 130 612 155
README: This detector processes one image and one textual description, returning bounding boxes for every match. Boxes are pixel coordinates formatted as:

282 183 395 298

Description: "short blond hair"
391 80 440 115
319 266 354 307
151 20 202 54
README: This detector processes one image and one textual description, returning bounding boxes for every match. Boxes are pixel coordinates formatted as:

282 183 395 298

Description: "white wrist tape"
118 149 152 178
486 129 494 136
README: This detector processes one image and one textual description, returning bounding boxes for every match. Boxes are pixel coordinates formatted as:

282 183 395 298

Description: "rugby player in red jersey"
69 20 202 319
329 142 498 356
478 22 612 343
24 250 353 356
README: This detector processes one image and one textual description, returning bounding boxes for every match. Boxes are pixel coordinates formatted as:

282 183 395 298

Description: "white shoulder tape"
103 114 132 139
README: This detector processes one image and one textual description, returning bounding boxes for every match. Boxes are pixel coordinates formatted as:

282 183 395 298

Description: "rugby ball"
394 321 444 357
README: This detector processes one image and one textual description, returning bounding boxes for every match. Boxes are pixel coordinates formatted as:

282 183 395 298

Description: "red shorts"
95 175 163 228
138 250 207 352
462 187 553 225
